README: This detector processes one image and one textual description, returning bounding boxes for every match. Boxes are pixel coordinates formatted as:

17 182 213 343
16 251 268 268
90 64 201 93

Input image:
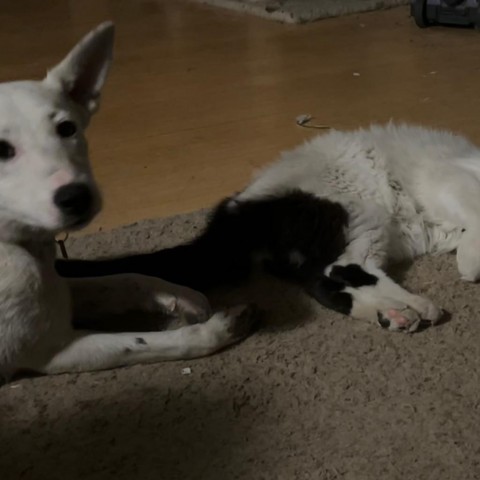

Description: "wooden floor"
1 1 480 233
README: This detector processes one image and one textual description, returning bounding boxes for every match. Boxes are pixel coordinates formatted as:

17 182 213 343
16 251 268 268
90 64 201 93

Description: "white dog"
58 121 480 333
0 23 256 382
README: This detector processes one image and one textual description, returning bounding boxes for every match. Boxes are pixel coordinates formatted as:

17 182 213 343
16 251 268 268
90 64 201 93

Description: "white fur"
237 123 480 330
0 23 254 381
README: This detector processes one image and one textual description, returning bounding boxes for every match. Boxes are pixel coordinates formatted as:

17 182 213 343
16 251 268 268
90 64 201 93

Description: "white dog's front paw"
408 296 443 325
205 304 258 347
376 295 443 333
377 307 423 332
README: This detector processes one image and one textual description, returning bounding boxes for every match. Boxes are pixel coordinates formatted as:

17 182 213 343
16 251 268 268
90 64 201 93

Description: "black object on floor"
411 0 480 28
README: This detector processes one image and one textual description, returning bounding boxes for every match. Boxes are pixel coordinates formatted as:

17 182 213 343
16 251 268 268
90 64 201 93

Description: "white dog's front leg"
41 305 255 374
69 274 211 324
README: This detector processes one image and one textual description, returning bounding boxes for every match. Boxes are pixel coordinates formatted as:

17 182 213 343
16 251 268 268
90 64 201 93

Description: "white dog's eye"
56 120 77 138
0 140 15 160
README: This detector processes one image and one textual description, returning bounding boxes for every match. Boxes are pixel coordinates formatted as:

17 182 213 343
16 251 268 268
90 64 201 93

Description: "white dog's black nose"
54 183 93 217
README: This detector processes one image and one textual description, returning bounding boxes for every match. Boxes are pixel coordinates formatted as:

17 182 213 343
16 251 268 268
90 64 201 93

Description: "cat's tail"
56 190 348 292
56 198 256 291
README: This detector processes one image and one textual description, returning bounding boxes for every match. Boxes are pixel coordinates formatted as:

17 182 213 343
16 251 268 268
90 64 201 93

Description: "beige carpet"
193 0 410 24
1 209 480 479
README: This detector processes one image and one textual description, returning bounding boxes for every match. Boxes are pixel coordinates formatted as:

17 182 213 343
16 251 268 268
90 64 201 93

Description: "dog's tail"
56 190 348 292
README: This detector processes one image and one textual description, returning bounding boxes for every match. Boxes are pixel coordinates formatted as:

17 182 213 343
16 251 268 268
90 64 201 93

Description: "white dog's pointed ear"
45 21 115 114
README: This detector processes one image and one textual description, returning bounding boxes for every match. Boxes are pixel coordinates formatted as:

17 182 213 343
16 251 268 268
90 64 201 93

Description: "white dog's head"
0 22 114 239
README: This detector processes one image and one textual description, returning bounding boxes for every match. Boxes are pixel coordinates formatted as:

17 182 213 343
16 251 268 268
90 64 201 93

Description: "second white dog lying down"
0 23 255 382
58 120 480 333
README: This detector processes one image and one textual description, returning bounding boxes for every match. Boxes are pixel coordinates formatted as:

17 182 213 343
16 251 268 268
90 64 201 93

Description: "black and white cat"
58 123 480 332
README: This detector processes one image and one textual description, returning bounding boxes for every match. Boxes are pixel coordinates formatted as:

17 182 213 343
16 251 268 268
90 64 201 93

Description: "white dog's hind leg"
69 274 212 326
455 229 480 282
40 305 255 374
415 166 480 281
438 177 480 281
